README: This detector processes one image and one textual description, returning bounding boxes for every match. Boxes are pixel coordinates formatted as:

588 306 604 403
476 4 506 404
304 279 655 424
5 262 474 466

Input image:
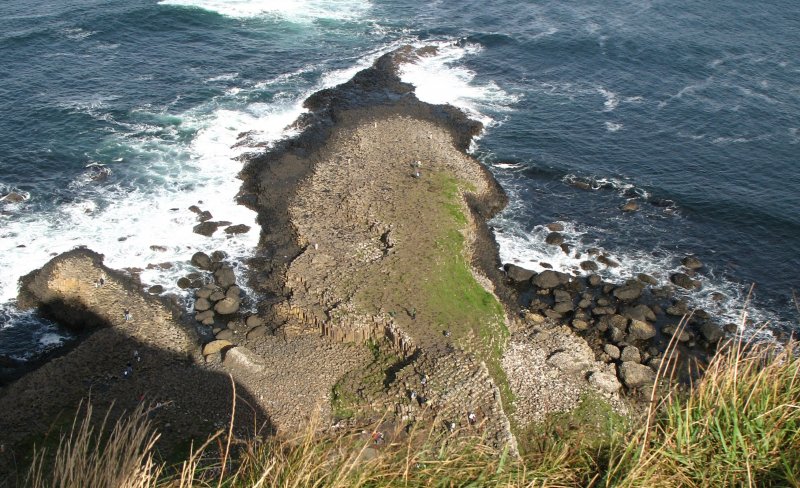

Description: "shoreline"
0 45 733 466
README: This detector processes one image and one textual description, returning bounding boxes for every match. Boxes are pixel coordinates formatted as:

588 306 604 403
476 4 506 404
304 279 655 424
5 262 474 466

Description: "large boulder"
545 232 564 246
532 270 568 289
504 263 535 283
193 221 221 237
628 320 656 341
613 283 643 301
699 322 724 344
191 252 214 271
681 256 703 270
225 224 251 235
670 272 701 290
214 297 240 315
214 266 236 288
589 371 621 394
619 362 656 389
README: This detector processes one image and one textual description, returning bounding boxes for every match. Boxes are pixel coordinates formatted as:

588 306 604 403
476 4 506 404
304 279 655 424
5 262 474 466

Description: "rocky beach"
0 46 735 470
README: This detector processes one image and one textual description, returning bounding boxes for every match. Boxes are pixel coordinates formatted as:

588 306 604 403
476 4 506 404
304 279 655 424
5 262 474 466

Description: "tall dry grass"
21 329 800 487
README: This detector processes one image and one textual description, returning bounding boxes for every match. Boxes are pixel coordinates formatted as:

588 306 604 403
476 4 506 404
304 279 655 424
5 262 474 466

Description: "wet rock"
193 221 220 237
613 283 643 301
604 344 621 360
225 224 251 235
202 339 232 357
196 285 217 299
195 310 214 322
197 210 213 222
214 266 236 288
194 298 212 312
588 274 603 287
580 260 599 271
226 286 241 299
546 223 564 232
597 255 620 268
191 252 213 271
699 322 724 344
545 232 564 246
588 371 621 394
724 323 738 334
662 325 691 342
209 291 226 302
608 326 626 343
620 346 641 363
681 256 703 270
619 362 656 388
504 263 535 283
532 270 568 289
577 298 592 309
214 297 240 315
559 243 571 255
620 200 639 212
147 285 164 294
623 304 657 323
211 250 227 262
670 272 701 290
553 290 572 302
188 205 201 214
1 191 28 203
177 277 191 289
628 320 656 341
637 273 658 285
149 245 168 252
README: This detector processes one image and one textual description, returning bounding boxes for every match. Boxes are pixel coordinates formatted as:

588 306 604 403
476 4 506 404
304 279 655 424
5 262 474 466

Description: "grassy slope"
21 337 800 487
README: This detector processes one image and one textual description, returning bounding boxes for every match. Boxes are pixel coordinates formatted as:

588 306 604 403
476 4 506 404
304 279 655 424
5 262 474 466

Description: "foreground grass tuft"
21 336 800 487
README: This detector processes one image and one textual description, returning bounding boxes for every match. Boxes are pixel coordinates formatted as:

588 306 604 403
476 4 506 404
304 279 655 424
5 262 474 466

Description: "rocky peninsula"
0 46 728 469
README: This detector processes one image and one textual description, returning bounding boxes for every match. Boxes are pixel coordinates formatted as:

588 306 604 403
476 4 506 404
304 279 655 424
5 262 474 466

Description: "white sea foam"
598 87 619 112
158 0 371 22
398 41 520 128
605 121 623 132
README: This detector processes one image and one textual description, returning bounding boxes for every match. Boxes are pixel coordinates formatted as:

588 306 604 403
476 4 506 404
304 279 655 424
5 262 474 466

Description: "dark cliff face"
237 45 513 310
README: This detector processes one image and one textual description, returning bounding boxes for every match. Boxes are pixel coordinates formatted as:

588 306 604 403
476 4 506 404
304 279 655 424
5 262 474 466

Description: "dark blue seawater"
1 0 798 359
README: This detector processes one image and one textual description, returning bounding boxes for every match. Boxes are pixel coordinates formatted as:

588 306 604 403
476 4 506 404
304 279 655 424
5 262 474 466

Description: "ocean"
1 0 798 361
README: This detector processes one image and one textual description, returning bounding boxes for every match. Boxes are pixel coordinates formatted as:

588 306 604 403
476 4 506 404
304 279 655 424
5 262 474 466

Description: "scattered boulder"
226 286 241 299
245 315 265 328
588 274 603 287
209 290 226 302
222 346 265 373
699 322 724 344
604 344 621 360
191 252 214 271
532 270 568 289
214 297 240 315
177 277 192 289
620 346 641 363
504 263 535 283
670 272 701 290
545 232 564 246
214 266 236 288
613 283 643 301
194 298 212 312
216 329 234 341
620 200 639 212
628 320 656 341
637 273 658 285
196 285 217 299
553 301 574 314
193 221 221 237
197 210 213 222
662 325 691 342
546 223 565 232
546 351 591 374
619 362 656 389
588 371 621 394
147 285 164 294
580 260 598 271
246 325 268 340
195 310 214 322
211 250 227 262
1 191 28 203
572 319 589 331
681 256 703 270
597 255 620 268
202 339 232 357
623 304 657 323
225 224 251 235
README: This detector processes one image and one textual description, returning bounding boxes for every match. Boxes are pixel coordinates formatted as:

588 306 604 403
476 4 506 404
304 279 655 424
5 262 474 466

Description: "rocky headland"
0 46 730 469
